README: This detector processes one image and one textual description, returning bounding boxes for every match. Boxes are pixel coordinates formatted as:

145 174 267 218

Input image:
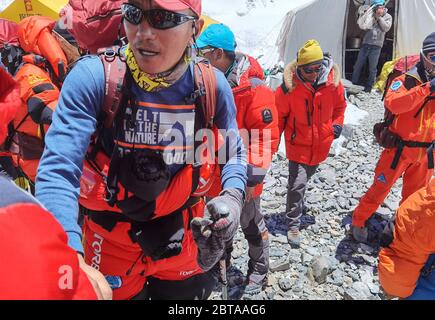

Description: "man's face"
375 5 385 16
299 62 322 83
423 51 435 79
200 47 227 73
124 0 203 74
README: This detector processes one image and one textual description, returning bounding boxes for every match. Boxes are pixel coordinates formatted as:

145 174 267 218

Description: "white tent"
277 0 435 76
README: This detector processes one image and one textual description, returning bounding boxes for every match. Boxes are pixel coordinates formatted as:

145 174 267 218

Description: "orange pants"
352 148 434 227
82 201 206 300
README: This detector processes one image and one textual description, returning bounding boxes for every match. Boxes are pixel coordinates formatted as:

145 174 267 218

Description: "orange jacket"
275 56 346 166
207 54 279 198
9 16 64 182
384 65 435 163
378 178 435 298
0 67 20 145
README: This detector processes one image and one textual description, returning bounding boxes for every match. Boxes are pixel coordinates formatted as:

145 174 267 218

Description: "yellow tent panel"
201 15 219 33
0 0 68 23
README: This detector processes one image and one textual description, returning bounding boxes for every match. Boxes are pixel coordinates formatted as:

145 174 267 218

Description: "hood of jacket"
282 53 341 93
227 53 265 89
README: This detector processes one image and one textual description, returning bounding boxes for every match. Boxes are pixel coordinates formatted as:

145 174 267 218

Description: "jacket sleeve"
332 81 347 126
35 57 104 254
275 85 291 138
385 76 431 115
16 65 60 134
377 13 392 33
213 70 247 193
243 84 279 187
378 183 435 298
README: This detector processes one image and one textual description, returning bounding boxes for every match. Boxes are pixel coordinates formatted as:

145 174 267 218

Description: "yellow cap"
297 40 324 66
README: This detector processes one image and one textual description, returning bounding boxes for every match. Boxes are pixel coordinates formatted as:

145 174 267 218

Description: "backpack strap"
98 46 127 129
193 61 217 129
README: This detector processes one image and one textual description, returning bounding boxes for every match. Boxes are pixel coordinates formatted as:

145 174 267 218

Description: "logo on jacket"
262 109 273 124
105 275 123 290
390 81 402 92
377 173 387 184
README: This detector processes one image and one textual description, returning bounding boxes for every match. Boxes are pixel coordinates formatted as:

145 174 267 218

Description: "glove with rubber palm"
191 188 244 271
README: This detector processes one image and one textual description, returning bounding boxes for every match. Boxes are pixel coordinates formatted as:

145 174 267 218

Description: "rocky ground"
210 91 403 300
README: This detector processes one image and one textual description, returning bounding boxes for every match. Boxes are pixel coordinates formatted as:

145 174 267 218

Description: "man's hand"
333 124 343 139
77 254 113 300
191 189 243 271
375 7 385 18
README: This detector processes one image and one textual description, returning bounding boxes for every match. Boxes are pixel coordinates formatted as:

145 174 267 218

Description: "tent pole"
342 0 351 79
393 0 399 58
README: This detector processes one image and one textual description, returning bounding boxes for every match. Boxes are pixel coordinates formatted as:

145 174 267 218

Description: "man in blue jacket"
36 0 247 300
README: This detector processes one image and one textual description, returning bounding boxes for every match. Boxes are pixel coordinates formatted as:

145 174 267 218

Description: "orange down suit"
352 67 435 228
275 60 347 165
378 178 435 298
9 16 67 182
207 54 279 198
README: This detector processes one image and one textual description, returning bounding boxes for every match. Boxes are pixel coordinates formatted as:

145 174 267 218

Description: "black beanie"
422 32 435 55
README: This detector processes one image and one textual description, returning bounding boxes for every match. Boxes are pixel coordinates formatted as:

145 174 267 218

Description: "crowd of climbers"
0 0 433 300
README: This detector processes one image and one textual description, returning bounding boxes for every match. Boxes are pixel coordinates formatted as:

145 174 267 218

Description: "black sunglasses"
121 3 196 29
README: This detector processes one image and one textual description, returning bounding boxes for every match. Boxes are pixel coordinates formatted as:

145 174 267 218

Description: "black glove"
333 124 343 139
430 78 435 93
191 189 243 271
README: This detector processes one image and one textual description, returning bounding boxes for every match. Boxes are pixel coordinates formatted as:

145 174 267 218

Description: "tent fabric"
277 0 435 76
396 0 435 58
277 0 348 71
0 0 68 23
201 15 219 33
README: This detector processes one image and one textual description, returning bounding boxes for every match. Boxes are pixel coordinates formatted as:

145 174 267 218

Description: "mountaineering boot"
287 228 301 249
244 273 268 296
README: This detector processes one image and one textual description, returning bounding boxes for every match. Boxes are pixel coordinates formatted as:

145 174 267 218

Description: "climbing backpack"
88 46 218 208
60 0 125 54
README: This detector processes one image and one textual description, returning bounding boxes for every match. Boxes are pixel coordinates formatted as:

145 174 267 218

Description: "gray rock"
263 201 281 209
367 282 380 295
271 234 288 244
278 277 294 292
361 254 376 264
337 197 349 209
359 243 375 254
270 247 287 258
307 256 331 284
343 288 368 300
275 187 287 196
306 247 320 257
347 163 358 172
288 249 302 264
307 194 323 204
352 281 372 298
269 257 291 272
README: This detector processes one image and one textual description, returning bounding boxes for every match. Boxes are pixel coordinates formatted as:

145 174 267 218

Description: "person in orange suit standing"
352 32 435 242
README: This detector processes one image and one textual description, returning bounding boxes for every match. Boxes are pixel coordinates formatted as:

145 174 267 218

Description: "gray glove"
191 188 244 271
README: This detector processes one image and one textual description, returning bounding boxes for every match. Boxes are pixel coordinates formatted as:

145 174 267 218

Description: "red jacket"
0 177 97 300
208 54 279 198
0 67 20 145
275 56 346 165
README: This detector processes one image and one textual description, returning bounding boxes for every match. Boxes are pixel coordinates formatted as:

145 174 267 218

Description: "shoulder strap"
193 61 217 129
98 46 127 129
